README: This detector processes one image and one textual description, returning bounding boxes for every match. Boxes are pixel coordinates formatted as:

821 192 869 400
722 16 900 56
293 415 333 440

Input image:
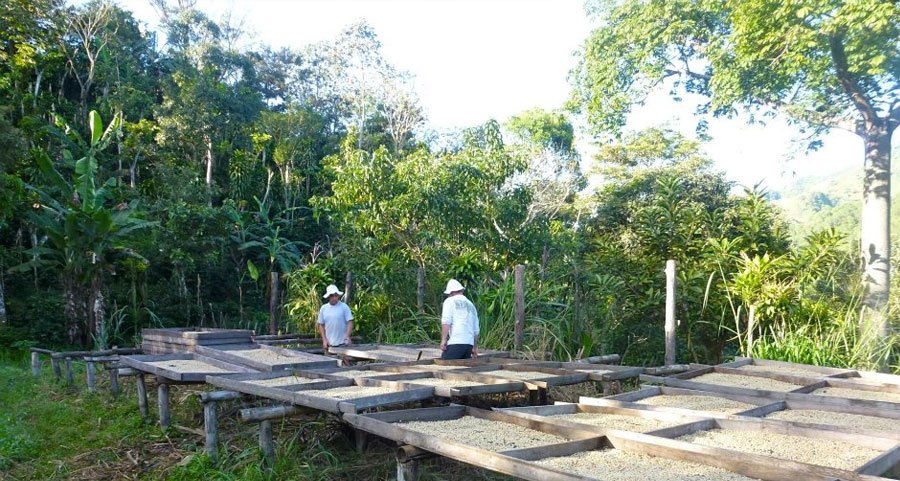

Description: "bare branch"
829 34 878 127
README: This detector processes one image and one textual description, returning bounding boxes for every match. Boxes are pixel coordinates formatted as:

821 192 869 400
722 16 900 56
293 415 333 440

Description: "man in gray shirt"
318 284 354 349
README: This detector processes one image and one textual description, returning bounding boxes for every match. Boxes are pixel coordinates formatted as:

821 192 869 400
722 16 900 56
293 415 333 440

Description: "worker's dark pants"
441 344 473 360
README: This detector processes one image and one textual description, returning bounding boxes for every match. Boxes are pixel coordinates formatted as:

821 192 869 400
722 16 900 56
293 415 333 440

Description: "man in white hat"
440 279 480 359
317 284 354 350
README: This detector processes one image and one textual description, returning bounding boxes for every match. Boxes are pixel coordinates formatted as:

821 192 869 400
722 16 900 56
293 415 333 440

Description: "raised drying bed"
499 360 644 382
119 353 256 382
499 403 708 436
141 328 254 354
206 372 433 414
195 344 338 371
461 364 590 389
327 343 508 362
345 405 895 481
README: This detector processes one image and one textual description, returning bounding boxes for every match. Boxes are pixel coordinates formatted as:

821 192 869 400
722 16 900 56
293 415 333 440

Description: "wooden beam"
31 351 41 376
158 383 171 430
86 361 96 392
259 420 275 468
136 373 149 419
109 367 119 396
203 399 219 463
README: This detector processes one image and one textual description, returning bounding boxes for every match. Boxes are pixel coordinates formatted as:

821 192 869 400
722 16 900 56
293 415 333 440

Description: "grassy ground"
0 353 520 481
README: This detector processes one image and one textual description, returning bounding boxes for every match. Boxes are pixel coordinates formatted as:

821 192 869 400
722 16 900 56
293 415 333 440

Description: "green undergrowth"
0 354 513 481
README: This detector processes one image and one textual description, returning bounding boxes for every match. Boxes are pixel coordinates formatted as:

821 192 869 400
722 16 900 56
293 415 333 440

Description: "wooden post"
514 264 525 351
136 373 149 419
65 358 74 385
204 401 219 463
31 352 40 376
665 259 677 366
158 383 171 429
259 419 275 468
86 361 96 392
344 271 353 304
416 265 426 313
109 366 120 396
397 459 419 481
51 358 61 380
354 429 368 452
269 271 279 335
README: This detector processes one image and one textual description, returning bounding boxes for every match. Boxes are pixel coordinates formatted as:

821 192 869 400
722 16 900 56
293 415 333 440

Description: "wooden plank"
205 374 352 403
856 445 900 477
195 344 337 371
733 356 858 377
120 353 256 382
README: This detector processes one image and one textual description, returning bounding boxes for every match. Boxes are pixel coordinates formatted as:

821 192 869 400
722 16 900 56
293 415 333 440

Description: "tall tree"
571 0 899 336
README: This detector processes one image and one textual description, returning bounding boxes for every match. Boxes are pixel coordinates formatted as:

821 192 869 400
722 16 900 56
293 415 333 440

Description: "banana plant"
13 111 156 346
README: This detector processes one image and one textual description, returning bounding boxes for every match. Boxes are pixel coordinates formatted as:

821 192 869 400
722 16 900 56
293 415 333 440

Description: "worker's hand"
471 348 479 358
440 341 447 351
345 337 353 346
322 340 330 350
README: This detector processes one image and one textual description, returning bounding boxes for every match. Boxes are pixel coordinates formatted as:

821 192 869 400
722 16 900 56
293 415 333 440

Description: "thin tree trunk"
416 265 426 314
205 136 214 188
0 267 7 324
269 271 279 335
64 277 80 345
860 122 891 337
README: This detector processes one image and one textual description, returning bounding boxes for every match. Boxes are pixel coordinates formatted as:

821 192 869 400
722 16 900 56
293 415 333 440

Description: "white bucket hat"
444 279 465 295
323 284 343 298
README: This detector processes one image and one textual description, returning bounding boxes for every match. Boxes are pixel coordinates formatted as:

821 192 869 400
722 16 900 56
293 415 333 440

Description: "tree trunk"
860 122 891 338
344 271 353 305
416 265 426 314
205 136 214 186
64 277 81 345
0 268 7 324
269 271 279 335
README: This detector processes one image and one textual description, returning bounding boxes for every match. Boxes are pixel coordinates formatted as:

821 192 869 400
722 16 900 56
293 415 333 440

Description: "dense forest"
0 0 897 370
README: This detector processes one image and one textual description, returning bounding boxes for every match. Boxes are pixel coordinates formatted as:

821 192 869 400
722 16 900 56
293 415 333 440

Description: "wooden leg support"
108 367 119 396
259 420 275 468
538 388 548 405
396 445 430 481
354 429 368 452
65 358 74 385
527 388 539 405
136 373 148 419
51 358 61 380
158 383 171 430
86 362 96 392
31 352 41 376
203 401 219 463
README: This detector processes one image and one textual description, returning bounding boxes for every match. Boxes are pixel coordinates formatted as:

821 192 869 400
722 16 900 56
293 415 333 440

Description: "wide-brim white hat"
444 279 465 295
323 284 343 298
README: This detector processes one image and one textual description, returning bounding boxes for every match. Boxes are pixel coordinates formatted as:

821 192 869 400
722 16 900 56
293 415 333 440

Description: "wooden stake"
136 373 148 419
65 358 74 385
31 351 40 376
158 383 171 429
203 400 219 463
354 429 368 452
259 419 275 468
86 361 96 392
514 264 525 351
51 358 61 380
396 459 419 481
665 259 677 366
109 366 119 396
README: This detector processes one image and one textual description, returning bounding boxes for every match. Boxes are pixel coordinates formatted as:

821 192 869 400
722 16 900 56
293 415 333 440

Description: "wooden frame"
327 343 509 362
364 370 527 397
119 353 256 382
500 361 644 382
345 405 896 481
498 403 710 438
459 364 591 389
195 344 338 371
206 372 434 414
643 367 900 413
726 357 900 387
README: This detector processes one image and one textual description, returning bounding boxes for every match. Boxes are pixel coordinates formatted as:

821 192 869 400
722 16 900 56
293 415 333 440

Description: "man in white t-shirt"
439 279 480 360
317 284 354 350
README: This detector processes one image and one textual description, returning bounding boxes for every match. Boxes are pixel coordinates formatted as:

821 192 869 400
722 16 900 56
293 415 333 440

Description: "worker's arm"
472 335 479 358
440 324 451 351
344 321 353 345
318 323 329 349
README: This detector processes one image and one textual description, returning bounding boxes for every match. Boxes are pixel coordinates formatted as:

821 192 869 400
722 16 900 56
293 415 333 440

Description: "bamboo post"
203 401 219 462
51 357 61 380
86 361 96 392
200 391 240 463
514 264 525 351
344 271 353 304
108 366 120 396
65 358 74 385
665 259 677 366
158 383 171 429
136 373 148 419
31 351 40 376
259 419 275 467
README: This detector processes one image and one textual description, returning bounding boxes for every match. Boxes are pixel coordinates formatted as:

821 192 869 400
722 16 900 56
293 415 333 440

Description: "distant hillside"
773 147 900 244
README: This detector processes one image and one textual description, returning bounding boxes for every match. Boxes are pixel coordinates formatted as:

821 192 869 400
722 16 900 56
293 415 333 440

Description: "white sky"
115 0 878 191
